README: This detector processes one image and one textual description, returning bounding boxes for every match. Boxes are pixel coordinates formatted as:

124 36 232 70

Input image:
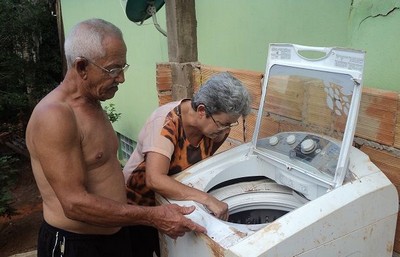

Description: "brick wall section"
156 62 400 252
357 88 398 145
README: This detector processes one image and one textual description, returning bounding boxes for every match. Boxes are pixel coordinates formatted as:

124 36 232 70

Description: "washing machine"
156 44 398 257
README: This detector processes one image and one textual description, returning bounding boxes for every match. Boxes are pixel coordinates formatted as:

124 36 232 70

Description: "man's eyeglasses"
204 105 239 130
79 57 130 78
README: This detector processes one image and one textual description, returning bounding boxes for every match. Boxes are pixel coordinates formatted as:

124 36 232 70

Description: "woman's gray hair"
191 72 251 117
64 18 124 69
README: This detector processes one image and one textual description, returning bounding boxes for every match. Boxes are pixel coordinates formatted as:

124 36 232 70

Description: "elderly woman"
123 71 251 257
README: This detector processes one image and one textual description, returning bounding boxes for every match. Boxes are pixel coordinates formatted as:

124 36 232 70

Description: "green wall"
61 0 400 141
196 1 350 72
196 0 400 90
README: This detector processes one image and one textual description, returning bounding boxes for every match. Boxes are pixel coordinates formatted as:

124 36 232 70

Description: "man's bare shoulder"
30 96 74 128
26 90 79 150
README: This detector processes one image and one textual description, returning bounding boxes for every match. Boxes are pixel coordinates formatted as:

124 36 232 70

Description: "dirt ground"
0 151 42 257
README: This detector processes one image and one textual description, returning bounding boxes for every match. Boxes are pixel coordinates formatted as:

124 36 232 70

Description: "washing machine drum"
208 178 308 231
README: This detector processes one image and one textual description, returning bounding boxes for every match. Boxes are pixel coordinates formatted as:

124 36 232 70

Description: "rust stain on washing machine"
262 222 282 234
201 233 225 257
228 226 248 238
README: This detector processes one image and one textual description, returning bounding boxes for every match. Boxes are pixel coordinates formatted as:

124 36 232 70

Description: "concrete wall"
196 0 400 92
60 0 400 142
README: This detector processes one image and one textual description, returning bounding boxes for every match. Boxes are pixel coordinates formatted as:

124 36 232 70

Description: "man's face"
87 37 128 101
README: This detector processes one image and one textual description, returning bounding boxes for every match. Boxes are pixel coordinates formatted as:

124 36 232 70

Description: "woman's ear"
197 104 207 118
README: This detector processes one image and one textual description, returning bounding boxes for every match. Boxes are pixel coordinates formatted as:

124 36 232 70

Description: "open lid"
252 44 365 189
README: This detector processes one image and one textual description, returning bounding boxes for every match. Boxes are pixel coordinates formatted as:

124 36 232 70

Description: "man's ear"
74 57 88 79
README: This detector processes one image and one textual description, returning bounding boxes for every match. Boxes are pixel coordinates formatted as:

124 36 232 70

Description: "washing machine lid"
252 44 365 189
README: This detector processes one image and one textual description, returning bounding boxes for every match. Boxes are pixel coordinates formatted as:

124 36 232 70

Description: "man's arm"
28 103 205 238
145 151 229 221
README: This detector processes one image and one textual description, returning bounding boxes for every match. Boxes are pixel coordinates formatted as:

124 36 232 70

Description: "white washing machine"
157 44 398 257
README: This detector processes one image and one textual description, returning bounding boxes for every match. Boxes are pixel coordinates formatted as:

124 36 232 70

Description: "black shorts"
37 220 132 257
128 225 160 257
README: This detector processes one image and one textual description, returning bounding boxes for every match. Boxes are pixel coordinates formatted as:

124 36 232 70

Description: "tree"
0 156 18 217
0 0 62 216
0 0 62 132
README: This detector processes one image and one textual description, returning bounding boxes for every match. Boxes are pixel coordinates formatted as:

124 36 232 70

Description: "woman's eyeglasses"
204 105 239 130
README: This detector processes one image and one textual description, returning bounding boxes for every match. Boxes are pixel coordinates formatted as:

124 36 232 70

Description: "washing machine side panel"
295 214 397 257
159 232 227 257
227 172 398 257
348 146 381 179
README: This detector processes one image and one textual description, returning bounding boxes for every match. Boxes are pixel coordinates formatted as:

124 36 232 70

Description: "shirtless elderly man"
26 18 204 257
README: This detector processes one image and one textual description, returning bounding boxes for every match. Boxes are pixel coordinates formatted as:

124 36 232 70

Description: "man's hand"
152 204 206 239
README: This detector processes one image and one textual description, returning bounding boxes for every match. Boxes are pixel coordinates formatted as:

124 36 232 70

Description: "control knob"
269 136 279 146
301 139 316 154
286 134 296 145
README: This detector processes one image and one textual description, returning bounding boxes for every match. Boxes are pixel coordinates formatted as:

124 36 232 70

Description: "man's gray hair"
64 18 124 69
192 72 251 117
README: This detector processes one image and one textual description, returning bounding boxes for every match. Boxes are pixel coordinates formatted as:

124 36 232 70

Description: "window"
118 133 136 163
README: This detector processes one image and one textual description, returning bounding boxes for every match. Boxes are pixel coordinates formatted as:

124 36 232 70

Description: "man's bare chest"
76 109 119 170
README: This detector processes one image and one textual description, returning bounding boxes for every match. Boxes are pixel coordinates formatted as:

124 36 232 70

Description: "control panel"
257 132 341 178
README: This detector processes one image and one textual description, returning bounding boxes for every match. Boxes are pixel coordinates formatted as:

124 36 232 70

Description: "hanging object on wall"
120 0 167 37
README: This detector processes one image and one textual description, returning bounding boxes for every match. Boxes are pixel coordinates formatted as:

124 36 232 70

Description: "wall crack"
359 7 400 27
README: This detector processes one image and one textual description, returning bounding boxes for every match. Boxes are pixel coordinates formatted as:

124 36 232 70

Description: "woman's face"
202 112 240 141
